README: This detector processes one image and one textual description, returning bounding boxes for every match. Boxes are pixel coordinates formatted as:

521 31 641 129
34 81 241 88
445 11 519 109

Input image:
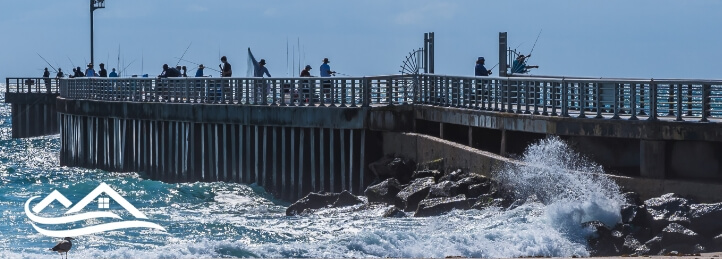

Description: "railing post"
561 79 570 117
648 80 658 121
611 83 620 120
595 82 604 119
540 81 547 116
638 81 647 116
629 83 638 120
701 84 710 122
362 77 371 107
578 82 587 118
675 84 683 121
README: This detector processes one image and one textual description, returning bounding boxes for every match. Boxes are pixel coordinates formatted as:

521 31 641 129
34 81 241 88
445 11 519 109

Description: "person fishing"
511 54 539 74
43 68 51 92
195 64 205 77
319 58 335 101
85 63 97 77
56 68 64 78
74 66 84 78
98 63 108 77
475 57 492 76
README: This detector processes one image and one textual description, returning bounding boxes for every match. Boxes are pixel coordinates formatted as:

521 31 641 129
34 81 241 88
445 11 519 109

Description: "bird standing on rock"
50 237 74 259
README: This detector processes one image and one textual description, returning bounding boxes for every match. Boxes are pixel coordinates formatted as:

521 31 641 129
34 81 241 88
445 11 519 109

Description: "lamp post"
90 0 105 66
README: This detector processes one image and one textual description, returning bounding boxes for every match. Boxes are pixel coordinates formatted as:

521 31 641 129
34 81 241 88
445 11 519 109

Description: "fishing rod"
176 42 192 66
490 63 499 70
37 53 58 73
527 29 543 62
120 59 136 76
174 57 222 73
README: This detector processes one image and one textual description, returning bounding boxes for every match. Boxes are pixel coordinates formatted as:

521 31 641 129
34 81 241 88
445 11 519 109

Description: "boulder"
415 194 470 217
466 182 493 199
585 221 622 256
638 235 663 255
659 223 701 253
286 192 341 216
395 177 435 211
364 178 403 204
332 190 364 208
621 204 649 226
713 233 722 251
456 175 489 190
427 180 462 199
622 235 643 255
369 156 416 183
623 192 642 206
643 193 691 232
688 202 722 238
438 169 469 182
411 169 443 181
470 194 505 210
382 207 406 218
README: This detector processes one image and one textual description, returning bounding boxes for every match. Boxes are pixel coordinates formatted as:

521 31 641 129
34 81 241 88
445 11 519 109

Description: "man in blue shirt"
195 64 205 77
475 57 491 76
511 54 539 74
108 68 118 77
319 58 335 77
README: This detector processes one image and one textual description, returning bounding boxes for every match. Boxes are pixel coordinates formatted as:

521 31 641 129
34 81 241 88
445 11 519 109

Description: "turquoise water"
0 84 624 258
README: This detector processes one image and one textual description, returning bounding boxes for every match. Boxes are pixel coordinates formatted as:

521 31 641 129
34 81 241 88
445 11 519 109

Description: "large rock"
466 182 493 199
621 204 648 226
688 202 722 238
622 235 643 255
470 194 504 210
426 180 462 199
438 169 469 182
369 156 416 183
286 192 341 216
643 193 691 232
415 194 469 217
456 175 489 190
395 177 435 212
364 178 403 204
585 221 622 256
332 190 364 208
411 169 443 182
713 234 722 251
623 192 642 206
382 207 406 218
659 223 702 254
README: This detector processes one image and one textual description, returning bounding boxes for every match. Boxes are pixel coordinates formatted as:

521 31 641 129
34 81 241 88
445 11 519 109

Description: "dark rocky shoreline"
285 155 722 256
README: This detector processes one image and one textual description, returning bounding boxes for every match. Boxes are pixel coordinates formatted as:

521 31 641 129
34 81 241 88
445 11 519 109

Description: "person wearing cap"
98 63 108 77
475 57 492 76
254 59 271 78
85 63 97 77
511 54 539 74
300 65 312 77
195 64 205 77
319 58 335 77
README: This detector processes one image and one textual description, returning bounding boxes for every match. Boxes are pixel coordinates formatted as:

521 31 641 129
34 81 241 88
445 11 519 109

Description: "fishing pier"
5 74 722 201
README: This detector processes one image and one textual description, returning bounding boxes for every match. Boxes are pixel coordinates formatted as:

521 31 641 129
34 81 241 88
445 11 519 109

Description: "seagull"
50 237 74 259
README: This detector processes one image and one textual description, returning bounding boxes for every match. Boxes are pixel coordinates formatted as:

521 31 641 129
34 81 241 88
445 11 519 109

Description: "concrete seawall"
382 131 722 203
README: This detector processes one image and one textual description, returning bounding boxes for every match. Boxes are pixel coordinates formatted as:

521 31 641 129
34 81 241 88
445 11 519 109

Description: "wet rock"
659 223 701 253
415 194 469 217
382 207 406 218
643 193 691 232
369 155 416 183
456 175 489 189
466 182 493 199
623 192 642 206
364 178 403 204
470 194 504 210
689 202 722 238
438 169 469 182
713 233 722 251
621 204 649 226
411 169 443 181
395 177 435 212
585 221 622 256
427 180 462 199
639 235 662 255
286 192 341 216
332 190 364 208
622 235 643 255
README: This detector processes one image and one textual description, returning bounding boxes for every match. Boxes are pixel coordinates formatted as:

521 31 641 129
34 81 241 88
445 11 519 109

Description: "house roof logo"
24 182 166 237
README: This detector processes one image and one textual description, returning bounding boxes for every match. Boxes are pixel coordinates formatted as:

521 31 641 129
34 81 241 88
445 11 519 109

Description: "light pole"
90 0 105 66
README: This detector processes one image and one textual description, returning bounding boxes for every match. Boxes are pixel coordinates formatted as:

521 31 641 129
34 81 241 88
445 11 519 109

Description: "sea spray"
494 136 625 243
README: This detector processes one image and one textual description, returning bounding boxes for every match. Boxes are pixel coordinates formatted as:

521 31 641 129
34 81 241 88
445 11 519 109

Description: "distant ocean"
0 84 624 258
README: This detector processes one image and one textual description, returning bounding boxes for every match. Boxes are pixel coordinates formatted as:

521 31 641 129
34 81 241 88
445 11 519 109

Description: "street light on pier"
90 0 105 66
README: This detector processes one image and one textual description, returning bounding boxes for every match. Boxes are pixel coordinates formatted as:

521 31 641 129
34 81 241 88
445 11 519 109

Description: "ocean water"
0 84 624 258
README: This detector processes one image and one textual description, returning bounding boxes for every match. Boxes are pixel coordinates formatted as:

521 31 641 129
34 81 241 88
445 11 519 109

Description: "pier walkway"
5 75 722 200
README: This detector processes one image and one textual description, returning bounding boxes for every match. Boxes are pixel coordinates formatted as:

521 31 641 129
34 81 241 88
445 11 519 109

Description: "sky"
1 0 721 80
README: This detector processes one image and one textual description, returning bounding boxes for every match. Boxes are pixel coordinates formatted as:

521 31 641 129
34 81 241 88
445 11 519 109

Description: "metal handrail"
7 74 722 121
6 77 61 94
